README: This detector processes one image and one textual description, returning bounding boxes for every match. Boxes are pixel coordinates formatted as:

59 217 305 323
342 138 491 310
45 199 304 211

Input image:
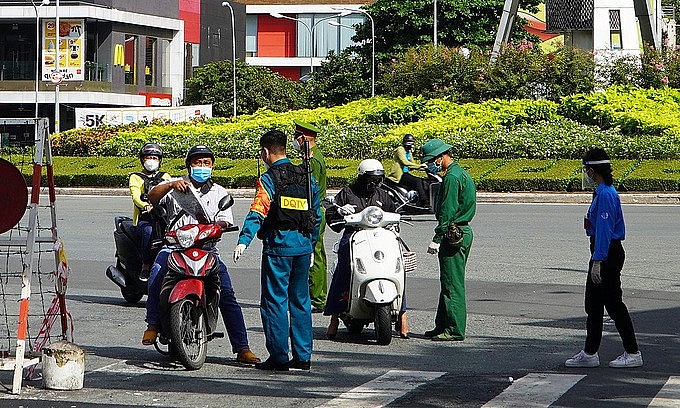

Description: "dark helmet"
139 143 163 161
402 134 416 149
185 145 215 167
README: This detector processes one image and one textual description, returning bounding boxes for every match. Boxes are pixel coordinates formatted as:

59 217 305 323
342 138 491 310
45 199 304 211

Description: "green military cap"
421 138 453 162
294 120 321 137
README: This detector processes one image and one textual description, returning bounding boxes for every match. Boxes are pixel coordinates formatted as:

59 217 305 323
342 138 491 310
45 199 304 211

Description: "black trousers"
584 239 639 354
399 172 428 205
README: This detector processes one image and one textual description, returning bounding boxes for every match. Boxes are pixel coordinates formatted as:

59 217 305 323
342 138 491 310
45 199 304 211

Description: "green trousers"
435 226 473 340
309 208 327 309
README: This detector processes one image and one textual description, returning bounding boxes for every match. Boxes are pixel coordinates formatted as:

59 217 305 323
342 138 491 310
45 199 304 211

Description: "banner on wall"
42 19 85 81
74 105 213 128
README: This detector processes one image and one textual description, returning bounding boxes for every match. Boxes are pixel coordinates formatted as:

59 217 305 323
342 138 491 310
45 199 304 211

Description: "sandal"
142 326 158 345
327 315 339 340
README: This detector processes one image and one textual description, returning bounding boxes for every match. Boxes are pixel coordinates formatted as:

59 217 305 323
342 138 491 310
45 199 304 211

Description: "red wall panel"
271 66 301 81
179 0 201 44
257 15 296 57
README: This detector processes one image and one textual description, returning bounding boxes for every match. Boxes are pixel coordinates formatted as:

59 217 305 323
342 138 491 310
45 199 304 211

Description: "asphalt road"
1 196 678 407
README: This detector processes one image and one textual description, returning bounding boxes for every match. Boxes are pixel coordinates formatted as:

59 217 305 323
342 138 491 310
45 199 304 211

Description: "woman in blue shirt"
565 148 642 369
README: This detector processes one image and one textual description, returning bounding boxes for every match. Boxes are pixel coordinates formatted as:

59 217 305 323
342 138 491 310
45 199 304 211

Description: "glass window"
609 10 622 50
294 14 365 58
124 34 137 85
145 37 156 86
246 15 257 57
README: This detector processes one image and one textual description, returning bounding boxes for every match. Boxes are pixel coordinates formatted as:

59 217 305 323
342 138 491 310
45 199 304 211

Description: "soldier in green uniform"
292 120 327 312
420 139 476 341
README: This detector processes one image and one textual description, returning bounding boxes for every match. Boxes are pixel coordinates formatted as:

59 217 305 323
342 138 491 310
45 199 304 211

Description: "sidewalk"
38 187 680 205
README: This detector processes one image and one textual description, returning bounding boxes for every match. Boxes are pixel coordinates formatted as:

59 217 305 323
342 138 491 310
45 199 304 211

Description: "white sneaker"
565 350 600 367
609 351 643 368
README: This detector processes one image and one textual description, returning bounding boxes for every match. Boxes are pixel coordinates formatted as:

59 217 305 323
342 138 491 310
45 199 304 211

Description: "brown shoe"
236 348 261 364
327 315 339 340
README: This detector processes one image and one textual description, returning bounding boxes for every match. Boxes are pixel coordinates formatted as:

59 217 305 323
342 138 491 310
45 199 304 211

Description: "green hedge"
3 155 679 191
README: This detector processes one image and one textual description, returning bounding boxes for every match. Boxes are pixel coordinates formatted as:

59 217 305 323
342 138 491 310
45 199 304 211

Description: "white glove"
337 204 357 216
310 252 315 266
427 242 440 255
590 260 602 284
233 244 247 263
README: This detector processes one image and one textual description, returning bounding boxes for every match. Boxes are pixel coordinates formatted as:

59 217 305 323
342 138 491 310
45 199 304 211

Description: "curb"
36 187 680 205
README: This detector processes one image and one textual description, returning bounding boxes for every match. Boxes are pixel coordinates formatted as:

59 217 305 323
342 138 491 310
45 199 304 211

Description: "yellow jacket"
129 172 171 225
387 146 423 183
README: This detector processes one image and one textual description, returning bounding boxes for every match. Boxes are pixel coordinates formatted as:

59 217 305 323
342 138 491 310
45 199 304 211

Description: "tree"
184 60 308 117
352 0 540 63
306 50 371 107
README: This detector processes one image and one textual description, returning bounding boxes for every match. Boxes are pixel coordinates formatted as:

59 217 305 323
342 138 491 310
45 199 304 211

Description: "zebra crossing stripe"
482 373 585 408
649 376 680 407
315 369 445 408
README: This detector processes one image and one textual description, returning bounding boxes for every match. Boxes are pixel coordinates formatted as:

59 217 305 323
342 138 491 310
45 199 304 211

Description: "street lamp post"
270 13 314 74
221 1 237 118
434 0 438 47
333 7 375 97
31 0 50 119
54 0 60 133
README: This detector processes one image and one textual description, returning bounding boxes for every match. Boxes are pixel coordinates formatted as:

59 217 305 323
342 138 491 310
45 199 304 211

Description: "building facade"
0 0 244 136
241 1 372 80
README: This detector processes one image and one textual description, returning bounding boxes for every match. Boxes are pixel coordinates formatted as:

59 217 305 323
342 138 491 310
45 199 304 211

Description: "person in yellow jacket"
387 134 428 206
129 143 171 281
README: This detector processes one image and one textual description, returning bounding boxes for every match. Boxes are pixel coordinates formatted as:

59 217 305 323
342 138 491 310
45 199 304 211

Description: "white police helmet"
357 159 385 176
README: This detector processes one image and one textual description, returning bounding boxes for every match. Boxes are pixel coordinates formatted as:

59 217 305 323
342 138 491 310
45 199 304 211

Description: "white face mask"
291 138 302 152
260 148 270 170
143 159 160 172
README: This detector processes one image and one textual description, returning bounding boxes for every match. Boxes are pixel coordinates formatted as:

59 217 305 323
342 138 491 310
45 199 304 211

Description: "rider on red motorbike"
142 145 260 365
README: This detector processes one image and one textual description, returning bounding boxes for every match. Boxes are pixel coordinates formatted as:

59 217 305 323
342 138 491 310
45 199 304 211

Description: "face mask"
291 138 302 152
365 175 383 195
260 148 270 170
427 158 442 173
403 143 414 151
143 159 159 172
190 166 212 183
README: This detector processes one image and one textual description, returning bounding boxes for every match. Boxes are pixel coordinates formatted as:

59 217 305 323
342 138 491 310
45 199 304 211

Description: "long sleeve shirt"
432 163 476 244
310 145 327 199
586 182 626 261
129 171 171 225
238 158 321 257
387 146 423 183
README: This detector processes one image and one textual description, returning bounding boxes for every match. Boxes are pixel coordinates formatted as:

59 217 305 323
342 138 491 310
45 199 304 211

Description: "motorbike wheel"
170 299 208 370
374 305 392 346
121 285 144 304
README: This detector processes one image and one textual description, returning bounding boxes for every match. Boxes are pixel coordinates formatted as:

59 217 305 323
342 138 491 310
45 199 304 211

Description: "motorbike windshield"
170 188 210 222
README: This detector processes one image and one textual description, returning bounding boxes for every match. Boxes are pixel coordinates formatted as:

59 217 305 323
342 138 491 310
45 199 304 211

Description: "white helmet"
358 159 384 176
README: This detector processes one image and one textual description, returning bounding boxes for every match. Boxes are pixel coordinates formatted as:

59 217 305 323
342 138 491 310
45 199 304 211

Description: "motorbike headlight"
363 207 384 226
176 226 199 248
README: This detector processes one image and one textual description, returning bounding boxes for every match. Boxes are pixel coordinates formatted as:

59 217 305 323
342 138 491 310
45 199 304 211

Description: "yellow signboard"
42 19 85 81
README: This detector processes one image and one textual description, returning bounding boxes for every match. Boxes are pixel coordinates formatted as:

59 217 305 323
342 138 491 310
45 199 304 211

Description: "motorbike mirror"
218 194 234 211
406 190 419 203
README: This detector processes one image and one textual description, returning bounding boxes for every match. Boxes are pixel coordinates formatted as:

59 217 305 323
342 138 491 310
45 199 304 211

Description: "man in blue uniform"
233 130 322 371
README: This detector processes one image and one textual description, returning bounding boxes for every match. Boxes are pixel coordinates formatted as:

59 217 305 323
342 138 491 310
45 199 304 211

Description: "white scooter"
328 202 416 345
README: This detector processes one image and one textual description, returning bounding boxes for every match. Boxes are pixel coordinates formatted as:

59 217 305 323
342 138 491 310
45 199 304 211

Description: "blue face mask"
427 160 442 173
190 166 212 183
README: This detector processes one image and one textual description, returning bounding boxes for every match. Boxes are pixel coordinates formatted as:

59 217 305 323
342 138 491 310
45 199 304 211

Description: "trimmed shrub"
618 160 680 191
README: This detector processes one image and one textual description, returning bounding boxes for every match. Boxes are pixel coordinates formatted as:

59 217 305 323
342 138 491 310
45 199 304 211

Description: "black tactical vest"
258 162 315 239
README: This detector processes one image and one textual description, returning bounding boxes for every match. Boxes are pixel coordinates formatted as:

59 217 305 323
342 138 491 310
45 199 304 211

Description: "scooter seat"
115 216 137 240
382 178 410 197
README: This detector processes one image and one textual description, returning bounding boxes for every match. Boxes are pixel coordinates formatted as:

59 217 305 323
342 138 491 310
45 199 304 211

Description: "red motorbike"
155 195 237 370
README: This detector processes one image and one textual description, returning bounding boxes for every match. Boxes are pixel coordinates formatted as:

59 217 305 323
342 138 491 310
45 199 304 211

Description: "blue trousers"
134 220 153 265
260 253 312 364
146 248 250 353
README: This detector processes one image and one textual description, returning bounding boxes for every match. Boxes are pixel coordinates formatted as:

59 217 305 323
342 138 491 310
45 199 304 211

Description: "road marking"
88 361 152 376
315 369 445 408
649 376 680 407
482 373 585 408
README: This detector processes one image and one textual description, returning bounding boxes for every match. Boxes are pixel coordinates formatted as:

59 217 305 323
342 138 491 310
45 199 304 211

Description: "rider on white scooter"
324 159 410 339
